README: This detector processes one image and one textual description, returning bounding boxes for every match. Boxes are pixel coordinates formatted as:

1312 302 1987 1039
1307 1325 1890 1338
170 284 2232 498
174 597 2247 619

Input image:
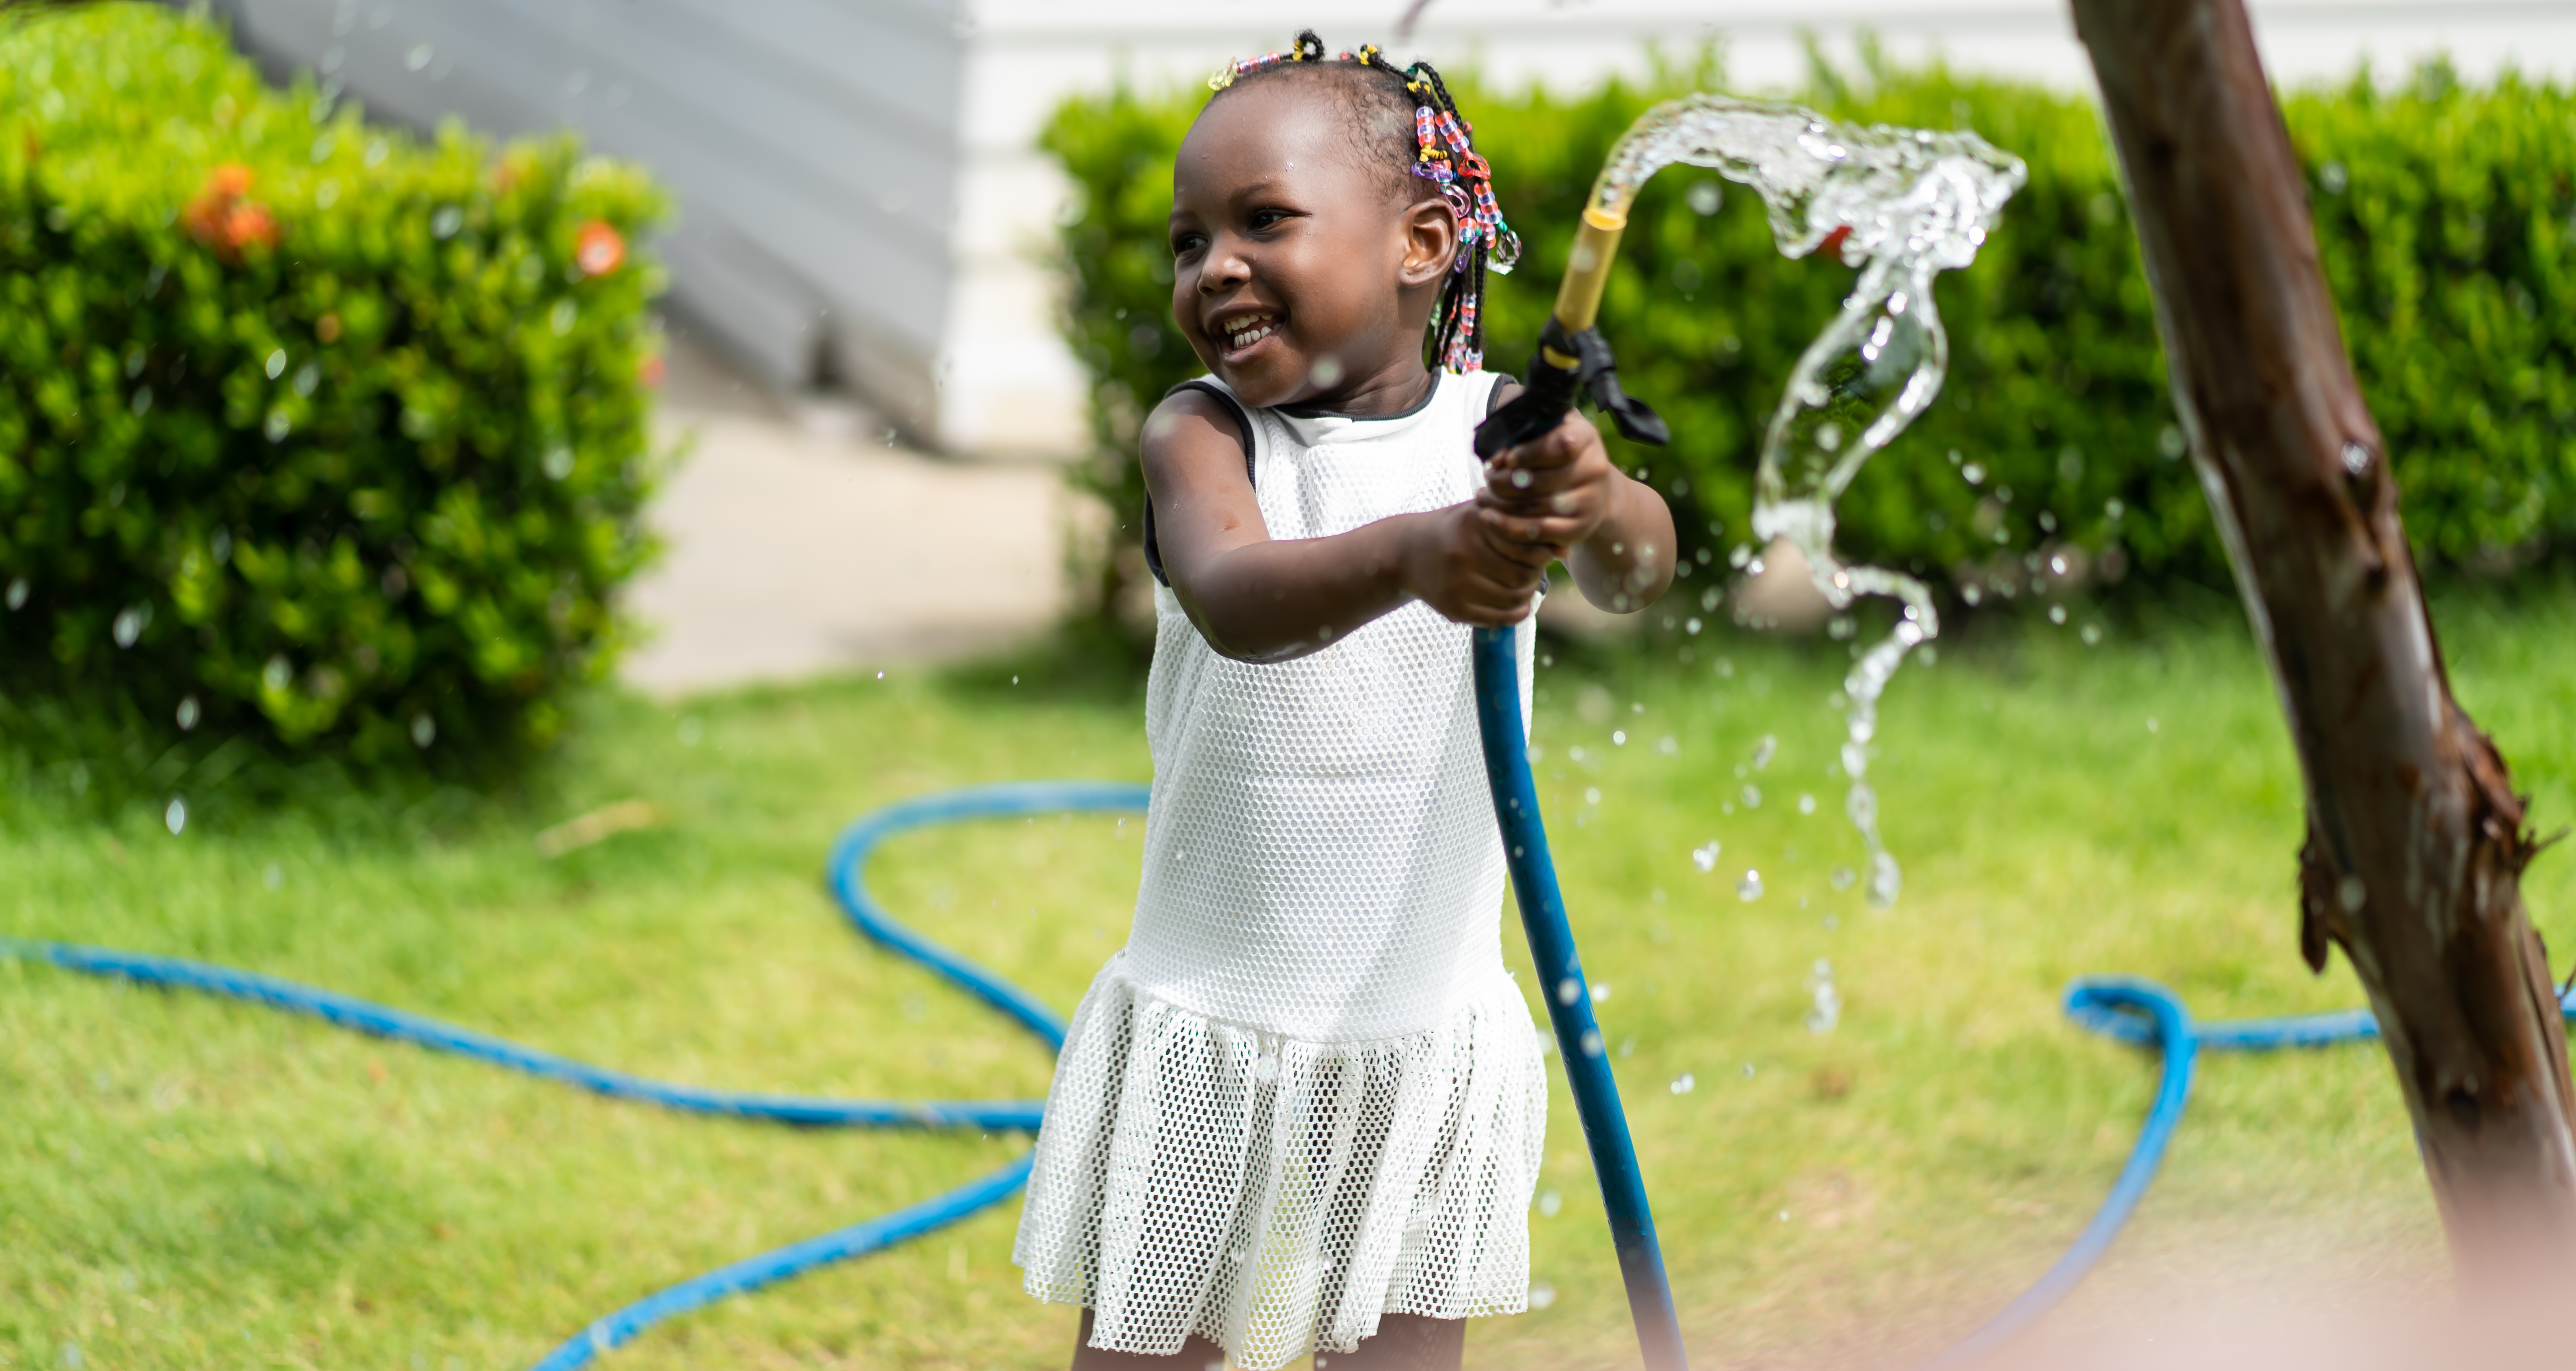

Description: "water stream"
1589 94 2025 908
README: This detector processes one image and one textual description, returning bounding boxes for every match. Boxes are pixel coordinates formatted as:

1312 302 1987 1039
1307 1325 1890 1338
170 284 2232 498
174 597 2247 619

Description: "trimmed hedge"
1043 52 2576 631
0 4 668 776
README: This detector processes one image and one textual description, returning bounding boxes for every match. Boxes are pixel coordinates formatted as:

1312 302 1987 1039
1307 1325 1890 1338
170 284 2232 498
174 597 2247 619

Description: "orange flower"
225 201 279 253
575 220 625 277
184 164 277 262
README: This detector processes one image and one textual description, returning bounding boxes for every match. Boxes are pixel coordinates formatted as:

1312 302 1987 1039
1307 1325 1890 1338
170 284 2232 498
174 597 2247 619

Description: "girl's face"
1167 81 1459 411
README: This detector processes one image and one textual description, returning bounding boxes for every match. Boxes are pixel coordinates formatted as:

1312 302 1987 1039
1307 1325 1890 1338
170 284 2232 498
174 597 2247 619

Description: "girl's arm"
1476 387 1676 612
1143 389 1552 663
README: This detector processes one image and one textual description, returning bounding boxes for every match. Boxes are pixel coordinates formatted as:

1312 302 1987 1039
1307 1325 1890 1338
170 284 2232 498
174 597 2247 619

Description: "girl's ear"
1396 195 1461 289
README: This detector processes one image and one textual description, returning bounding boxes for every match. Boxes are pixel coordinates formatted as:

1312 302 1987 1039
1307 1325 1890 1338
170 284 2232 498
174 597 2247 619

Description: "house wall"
212 0 2576 458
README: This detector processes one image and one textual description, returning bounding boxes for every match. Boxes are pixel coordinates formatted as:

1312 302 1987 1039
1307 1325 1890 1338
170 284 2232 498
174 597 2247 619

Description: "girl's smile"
1212 308 1285 360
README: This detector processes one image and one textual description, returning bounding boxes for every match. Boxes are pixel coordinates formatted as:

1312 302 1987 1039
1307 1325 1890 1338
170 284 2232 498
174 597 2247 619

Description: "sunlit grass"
7 593 2576 1369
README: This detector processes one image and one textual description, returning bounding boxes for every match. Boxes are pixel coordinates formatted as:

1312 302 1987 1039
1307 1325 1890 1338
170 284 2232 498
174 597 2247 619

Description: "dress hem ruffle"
1013 953 1546 1370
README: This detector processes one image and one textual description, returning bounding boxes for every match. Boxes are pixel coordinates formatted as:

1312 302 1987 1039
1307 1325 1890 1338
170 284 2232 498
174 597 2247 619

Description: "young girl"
1015 33 1674 1371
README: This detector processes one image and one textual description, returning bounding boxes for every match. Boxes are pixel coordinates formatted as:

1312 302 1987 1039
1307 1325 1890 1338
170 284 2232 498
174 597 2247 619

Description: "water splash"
1588 94 2026 908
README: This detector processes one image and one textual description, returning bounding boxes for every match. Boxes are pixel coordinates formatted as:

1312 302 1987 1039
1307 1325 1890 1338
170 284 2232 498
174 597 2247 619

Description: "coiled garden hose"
10 775 2568 1367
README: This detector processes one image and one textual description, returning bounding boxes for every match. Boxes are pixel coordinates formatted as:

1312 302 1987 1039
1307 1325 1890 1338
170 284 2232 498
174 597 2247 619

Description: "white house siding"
213 0 2576 458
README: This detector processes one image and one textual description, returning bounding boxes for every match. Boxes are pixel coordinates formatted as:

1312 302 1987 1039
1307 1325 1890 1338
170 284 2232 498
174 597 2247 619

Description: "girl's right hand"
1402 504 1552 627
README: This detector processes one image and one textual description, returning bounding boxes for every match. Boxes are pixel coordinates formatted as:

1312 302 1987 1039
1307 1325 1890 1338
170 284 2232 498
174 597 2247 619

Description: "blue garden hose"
1472 625 1690 1371
10 771 2572 1367
1 780 1147 1370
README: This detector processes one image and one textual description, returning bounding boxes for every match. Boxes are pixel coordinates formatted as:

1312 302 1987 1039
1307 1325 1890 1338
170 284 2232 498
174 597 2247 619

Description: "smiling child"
1013 33 1674 1371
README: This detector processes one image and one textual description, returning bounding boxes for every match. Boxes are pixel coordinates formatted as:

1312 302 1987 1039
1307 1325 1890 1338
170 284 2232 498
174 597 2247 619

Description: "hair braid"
1210 31 1518 373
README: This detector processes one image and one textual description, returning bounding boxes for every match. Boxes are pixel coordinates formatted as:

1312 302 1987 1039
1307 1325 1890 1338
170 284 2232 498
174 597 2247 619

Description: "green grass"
9 594 2576 1370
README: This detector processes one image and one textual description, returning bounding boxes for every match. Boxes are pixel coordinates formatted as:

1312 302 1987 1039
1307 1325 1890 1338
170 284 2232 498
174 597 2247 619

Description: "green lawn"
8 594 2576 1370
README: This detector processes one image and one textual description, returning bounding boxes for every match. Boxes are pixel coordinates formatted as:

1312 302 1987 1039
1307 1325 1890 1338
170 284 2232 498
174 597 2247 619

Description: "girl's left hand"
1476 409 1615 551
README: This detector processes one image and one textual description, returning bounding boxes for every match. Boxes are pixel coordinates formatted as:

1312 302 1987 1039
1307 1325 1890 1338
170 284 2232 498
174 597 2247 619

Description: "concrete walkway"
619 333 1073 698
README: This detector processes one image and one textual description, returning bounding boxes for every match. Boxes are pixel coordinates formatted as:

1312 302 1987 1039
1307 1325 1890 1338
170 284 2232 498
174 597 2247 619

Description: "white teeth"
1222 313 1276 350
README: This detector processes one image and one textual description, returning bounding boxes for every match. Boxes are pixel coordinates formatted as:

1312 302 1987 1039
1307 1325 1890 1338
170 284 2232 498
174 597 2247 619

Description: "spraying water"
1587 94 2026 908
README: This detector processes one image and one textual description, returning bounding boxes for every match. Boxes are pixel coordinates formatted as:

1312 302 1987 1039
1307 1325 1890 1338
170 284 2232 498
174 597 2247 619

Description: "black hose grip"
1473 317 1668 459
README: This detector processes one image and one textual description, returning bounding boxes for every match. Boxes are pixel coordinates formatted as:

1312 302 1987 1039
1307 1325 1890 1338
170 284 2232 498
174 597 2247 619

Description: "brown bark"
2069 0 2576 1267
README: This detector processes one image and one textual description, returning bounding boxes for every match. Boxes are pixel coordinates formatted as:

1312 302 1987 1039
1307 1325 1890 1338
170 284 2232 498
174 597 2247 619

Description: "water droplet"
1308 355 1344 388
1751 734 1776 769
1797 793 1816 815
677 716 703 746
1583 787 1602 807
1656 735 1678 755
431 204 464 239
1738 869 1763 901
1740 784 1761 808
1865 850 1902 908
1590 982 1612 1003
4 578 24 610
2159 425 2188 460
1670 1072 1695 1094
1830 866 1855 890
405 41 433 71
265 349 287 380
176 696 200 731
265 407 292 442
164 798 187 835
264 863 283 890
2318 158 2348 194
2048 603 2067 625
2337 874 2366 913
410 713 436 748
1253 1054 1279 1083
1961 461 1986 485
1691 841 1721 873
1612 729 1627 746
1580 1028 1605 1057
1685 178 1724 215
2341 441 2372 476
2146 716 2159 734
112 604 149 648
550 299 579 336
542 447 575 481
2080 622 2103 646
1537 1188 1563 1216
1742 1062 1756 1078
1556 977 1581 1005
1527 1281 1558 1310
1806 959 1842 1033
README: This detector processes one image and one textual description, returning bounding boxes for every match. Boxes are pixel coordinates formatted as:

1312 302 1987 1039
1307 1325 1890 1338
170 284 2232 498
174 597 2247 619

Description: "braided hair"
1208 31 1519 373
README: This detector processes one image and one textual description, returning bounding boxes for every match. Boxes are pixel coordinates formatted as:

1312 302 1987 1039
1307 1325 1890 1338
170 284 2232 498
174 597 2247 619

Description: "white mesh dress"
1015 370 1547 1368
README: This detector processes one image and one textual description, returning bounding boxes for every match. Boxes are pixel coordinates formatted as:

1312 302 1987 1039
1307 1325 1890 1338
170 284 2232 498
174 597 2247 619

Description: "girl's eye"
1250 210 1287 231
1171 234 1205 256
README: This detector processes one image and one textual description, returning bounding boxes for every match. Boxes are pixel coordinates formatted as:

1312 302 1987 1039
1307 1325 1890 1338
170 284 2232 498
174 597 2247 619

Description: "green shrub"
0 3 668 777
1042 51 2576 631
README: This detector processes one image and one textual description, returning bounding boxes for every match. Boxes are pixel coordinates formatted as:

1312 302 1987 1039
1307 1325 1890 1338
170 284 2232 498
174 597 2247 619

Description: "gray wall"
214 0 968 439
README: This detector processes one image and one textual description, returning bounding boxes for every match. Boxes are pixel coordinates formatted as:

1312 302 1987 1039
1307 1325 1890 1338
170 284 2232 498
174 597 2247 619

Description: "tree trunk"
2069 0 2576 1268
